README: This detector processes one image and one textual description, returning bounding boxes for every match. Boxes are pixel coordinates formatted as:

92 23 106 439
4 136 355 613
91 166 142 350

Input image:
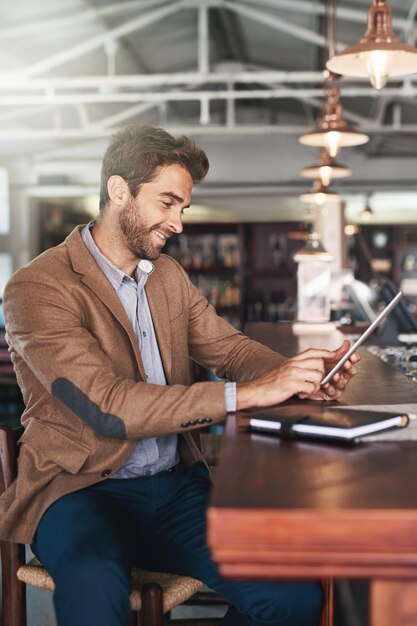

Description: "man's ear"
107 176 129 206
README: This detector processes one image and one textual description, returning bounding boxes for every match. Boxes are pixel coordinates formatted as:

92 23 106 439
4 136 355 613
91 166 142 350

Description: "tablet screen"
321 291 403 385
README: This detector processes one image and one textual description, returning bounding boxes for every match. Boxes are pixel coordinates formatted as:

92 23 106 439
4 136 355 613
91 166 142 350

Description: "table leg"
370 580 417 626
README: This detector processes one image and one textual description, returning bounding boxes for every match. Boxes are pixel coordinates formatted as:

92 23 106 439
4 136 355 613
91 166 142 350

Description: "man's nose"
168 212 184 234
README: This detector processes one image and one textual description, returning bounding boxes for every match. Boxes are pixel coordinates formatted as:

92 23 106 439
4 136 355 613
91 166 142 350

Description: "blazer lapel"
145 271 172 383
65 227 146 380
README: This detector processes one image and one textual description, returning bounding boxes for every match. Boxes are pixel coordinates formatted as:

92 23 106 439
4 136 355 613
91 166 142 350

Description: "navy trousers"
32 461 322 626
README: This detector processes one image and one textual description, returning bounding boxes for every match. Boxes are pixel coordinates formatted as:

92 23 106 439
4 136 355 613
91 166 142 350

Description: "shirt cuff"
224 381 237 413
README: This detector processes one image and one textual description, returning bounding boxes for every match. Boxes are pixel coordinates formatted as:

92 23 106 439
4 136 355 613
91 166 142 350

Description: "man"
1 125 359 626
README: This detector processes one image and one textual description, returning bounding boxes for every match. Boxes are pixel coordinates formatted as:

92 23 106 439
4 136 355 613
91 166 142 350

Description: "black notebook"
245 409 409 442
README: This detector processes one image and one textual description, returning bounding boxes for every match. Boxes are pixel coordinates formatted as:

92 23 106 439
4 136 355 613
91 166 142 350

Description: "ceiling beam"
0 105 56 123
81 0 150 76
198 3 210 74
1 124 417 140
242 0 409 31
0 70 329 90
0 86 415 107
0 1 170 40
10 1 186 78
223 1 347 50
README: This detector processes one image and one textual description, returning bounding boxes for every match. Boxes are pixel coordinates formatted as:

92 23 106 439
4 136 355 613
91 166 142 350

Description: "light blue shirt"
82 222 236 478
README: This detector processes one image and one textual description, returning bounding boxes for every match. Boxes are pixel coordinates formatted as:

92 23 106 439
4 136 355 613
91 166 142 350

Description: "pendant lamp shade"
299 180 341 205
326 0 417 89
298 87 369 156
293 232 333 262
300 148 352 186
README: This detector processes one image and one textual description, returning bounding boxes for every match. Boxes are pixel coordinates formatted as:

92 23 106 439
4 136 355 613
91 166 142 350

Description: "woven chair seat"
17 557 204 613
130 569 204 612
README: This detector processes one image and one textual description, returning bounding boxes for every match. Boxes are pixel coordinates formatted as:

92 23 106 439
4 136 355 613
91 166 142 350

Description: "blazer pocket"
18 418 91 474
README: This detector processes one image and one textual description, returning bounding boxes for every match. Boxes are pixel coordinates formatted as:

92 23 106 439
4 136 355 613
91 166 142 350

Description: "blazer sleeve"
171 260 284 381
4 266 228 441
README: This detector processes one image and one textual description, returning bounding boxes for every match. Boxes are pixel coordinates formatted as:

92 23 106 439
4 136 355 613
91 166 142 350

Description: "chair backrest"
0 424 22 491
0 424 27 626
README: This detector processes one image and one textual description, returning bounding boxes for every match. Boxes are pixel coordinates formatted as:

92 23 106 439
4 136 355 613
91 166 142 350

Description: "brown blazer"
0 226 282 543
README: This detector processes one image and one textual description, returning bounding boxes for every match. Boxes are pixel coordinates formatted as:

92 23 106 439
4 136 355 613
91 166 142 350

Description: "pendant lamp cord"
327 0 337 61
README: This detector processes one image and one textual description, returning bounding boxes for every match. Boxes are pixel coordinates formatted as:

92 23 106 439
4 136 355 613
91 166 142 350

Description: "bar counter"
207 322 417 626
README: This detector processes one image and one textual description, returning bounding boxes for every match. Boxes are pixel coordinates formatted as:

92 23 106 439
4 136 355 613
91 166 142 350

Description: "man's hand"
298 339 360 401
236 340 360 410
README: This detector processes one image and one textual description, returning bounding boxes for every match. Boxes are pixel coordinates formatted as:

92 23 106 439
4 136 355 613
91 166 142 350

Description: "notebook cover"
244 409 409 442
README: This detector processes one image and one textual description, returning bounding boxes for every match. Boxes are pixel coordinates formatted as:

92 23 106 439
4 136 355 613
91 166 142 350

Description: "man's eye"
162 201 172 208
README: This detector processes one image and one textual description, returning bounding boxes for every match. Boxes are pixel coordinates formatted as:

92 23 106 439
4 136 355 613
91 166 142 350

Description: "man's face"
118 164 192 261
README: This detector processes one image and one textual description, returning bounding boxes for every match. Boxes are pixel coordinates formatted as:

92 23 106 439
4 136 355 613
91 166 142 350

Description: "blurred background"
1 1 417 325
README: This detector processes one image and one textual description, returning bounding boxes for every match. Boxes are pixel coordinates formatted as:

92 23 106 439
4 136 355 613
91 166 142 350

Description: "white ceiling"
1 0 417 223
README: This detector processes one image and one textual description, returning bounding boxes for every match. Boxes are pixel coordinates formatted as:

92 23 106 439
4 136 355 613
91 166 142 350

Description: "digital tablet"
320 290 403 386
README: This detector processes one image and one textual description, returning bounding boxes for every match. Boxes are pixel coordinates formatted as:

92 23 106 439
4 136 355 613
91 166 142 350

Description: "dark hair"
99 124 209 211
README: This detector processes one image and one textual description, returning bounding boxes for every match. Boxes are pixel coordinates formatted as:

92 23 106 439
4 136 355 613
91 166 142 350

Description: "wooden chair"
0 424 333 626
0 425 218 626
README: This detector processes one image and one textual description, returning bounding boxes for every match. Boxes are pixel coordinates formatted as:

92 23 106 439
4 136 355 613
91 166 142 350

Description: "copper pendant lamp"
299 148 352 186
298 85 369 157
299 179 341 205
326 0 417 89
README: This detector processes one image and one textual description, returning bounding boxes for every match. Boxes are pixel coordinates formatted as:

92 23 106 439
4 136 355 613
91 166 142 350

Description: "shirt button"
101 469 111 478
145 373 149 379
143 331 147 337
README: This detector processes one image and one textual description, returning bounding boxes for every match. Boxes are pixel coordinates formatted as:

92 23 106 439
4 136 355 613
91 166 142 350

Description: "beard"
118 196 165 261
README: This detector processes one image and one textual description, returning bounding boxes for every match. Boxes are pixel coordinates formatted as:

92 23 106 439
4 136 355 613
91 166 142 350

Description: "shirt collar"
81 221 155 291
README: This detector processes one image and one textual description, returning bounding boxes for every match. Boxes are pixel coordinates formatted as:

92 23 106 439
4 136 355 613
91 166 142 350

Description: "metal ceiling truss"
0 0 416 140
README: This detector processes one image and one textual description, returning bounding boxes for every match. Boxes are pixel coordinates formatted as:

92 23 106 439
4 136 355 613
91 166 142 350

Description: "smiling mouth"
154 229 168 243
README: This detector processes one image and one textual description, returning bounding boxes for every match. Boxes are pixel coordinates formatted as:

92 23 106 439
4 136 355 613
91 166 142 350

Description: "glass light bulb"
345 224 358 236
319 165 333 187
366 51 389 90
361 207 373 221
324 131 340 157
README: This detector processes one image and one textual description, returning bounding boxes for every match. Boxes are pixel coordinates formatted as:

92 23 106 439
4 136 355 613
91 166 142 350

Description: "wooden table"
207 323 417 626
